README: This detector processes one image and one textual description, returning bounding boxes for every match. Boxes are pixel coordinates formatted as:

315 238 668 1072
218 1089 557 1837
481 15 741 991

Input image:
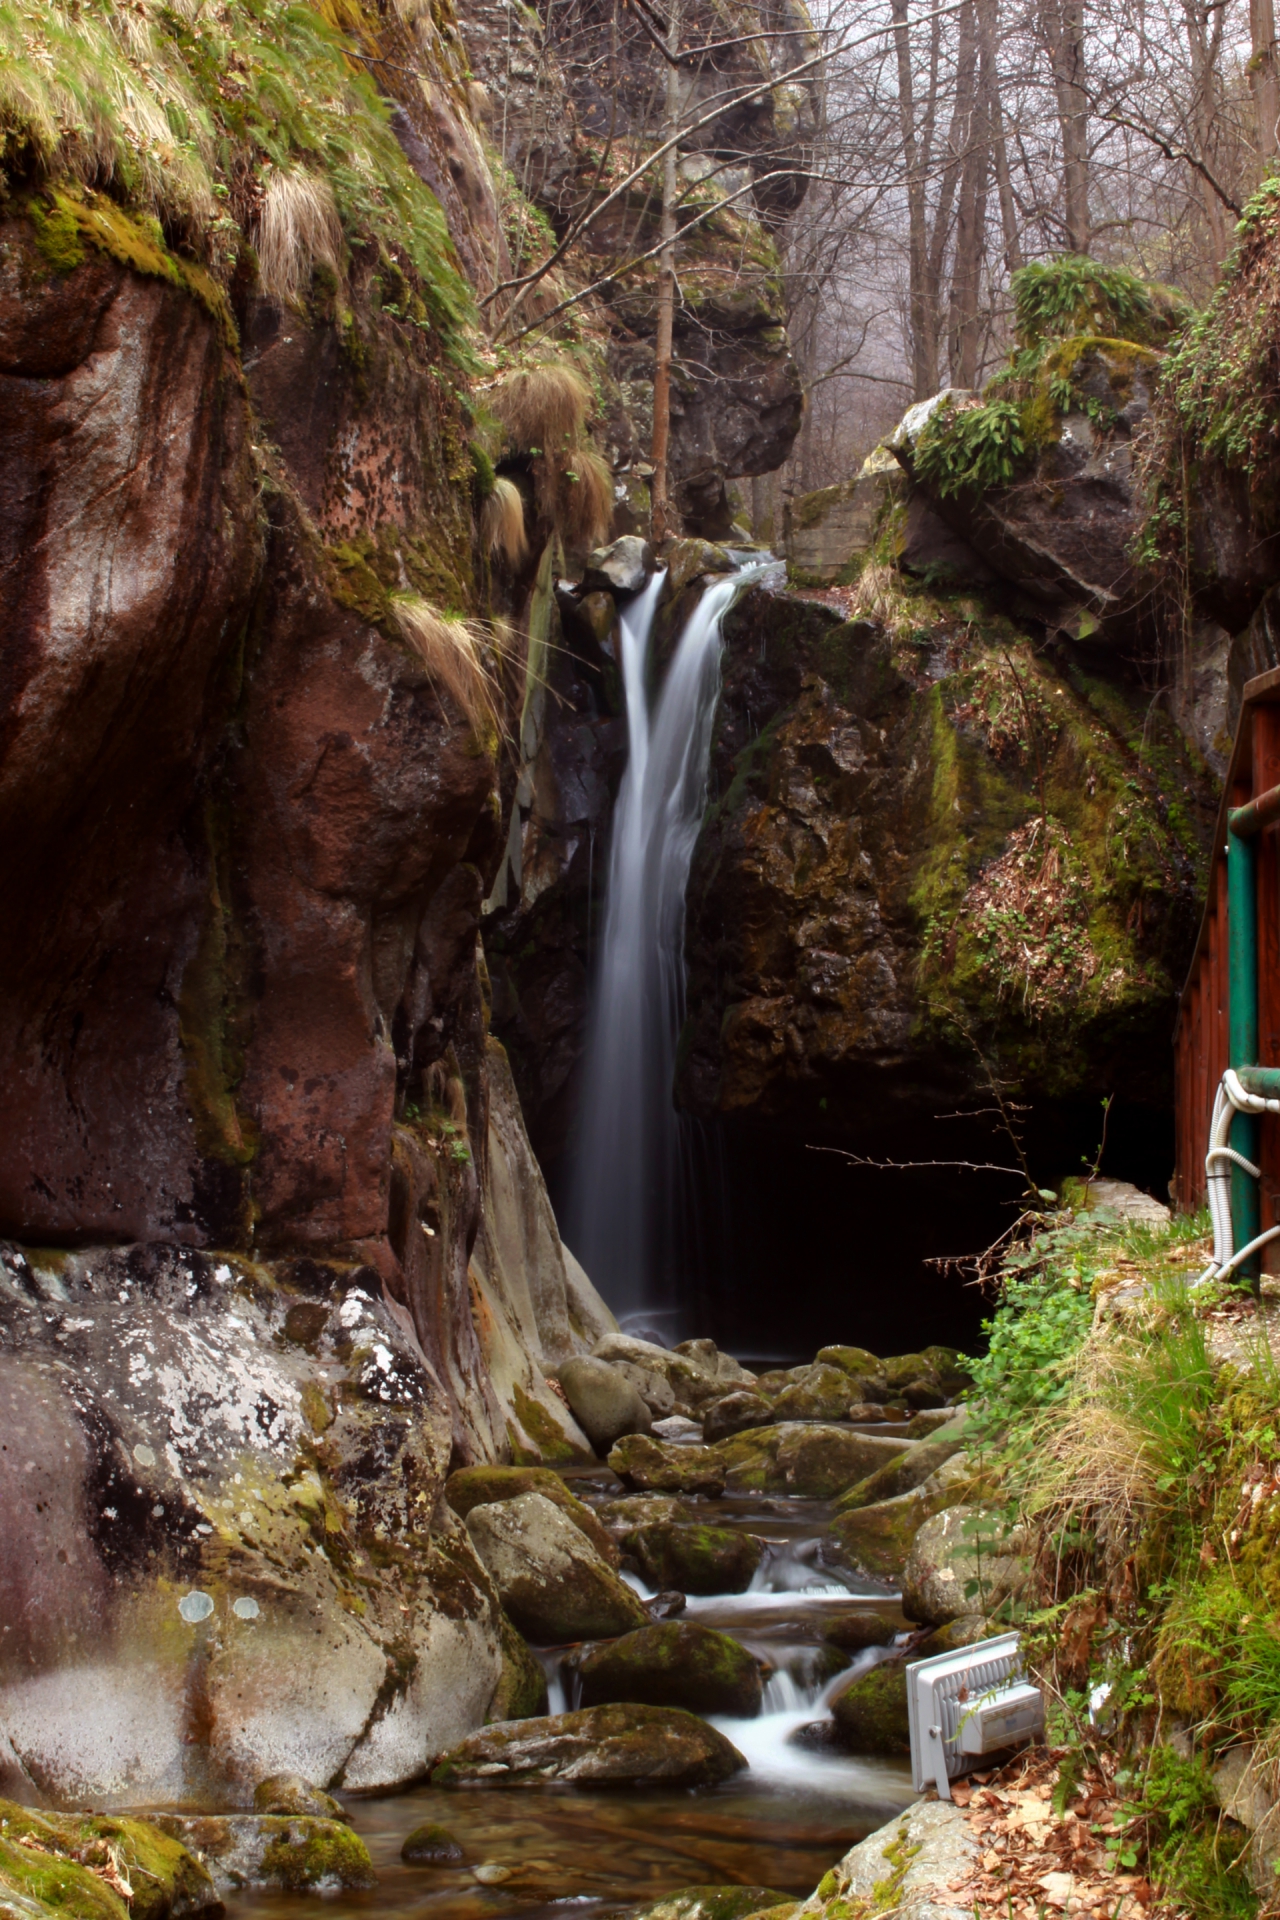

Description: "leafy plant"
914 398 1027 497
1010 255 1184 349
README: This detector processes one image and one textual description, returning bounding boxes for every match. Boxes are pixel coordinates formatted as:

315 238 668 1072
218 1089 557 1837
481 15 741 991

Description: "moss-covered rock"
820 1610 900 1654
252 1776 345 1821
446 1465 619 1566
622 1521 765 1596
814 1347 889 1397
824 1487 942 1583
431 1703 747 1789
153 1816 375 1895
902 1506 1023 1626
575 1622 763 1717
608 1435 727 1494
828 1664 911 1756
631 1887 794 1920
769 1364 863 1424
466 1493 647 1643
703 1391 775 1443
713 1424 911 1499
833 1437 965 1513
488 1610 550 1721
400 1824 464 1865
0 1804 218 1920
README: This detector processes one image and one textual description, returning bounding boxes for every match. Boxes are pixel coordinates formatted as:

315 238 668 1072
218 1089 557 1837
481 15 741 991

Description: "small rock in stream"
622 1520 765 1595
154 1815 376 1894
645 1589 688 1620
466 1492 648 1642
401 1823 465 1865
819 1609 900 1653
431 1702 747 1789
701 1391 773 1442
574 1621 764 1717
253 1773 346 1821
828 1663 911 1756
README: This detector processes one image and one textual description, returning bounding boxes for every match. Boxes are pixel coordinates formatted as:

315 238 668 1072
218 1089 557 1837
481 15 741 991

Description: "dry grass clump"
480 477 528 566
550 444 614 550
488 360 592 453
255 168 344 305
391 595 506 740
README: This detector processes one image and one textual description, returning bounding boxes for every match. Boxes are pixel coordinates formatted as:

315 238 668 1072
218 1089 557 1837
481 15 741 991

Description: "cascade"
568 565 750 1324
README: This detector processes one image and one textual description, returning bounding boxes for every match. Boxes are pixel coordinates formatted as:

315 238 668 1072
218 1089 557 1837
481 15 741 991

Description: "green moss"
0 1805 214 1920
829 1665 911 1755
487 1609 549 1721
1010 255 1187 349
257 1819 375 1891
510 1383 581 1462
29 187 236 345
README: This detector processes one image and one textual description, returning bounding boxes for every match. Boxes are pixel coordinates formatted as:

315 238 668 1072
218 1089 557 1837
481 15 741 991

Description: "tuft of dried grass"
391 595 505 740
255 166 344 304
549 444 614 551
489 359 592 453
481 476 528 567
845 558 898 625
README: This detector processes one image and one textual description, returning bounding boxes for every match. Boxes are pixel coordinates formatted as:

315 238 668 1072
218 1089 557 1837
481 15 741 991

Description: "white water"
569 567 751 1320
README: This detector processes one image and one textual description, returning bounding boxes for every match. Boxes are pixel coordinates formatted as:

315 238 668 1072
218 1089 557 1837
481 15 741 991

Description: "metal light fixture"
907 1632 1045 1801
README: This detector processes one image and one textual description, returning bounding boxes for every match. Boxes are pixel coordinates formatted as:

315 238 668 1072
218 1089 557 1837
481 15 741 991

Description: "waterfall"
569 566 748 1324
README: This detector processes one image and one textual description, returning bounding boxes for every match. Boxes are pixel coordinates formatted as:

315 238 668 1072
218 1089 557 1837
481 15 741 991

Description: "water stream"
568 567 753 1325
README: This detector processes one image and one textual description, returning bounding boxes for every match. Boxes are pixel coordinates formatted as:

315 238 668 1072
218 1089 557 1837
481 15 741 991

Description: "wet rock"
598 1494 688 1536
608 1435 727 1495
446 1465 619 1567
652 1415 705 1442
574 1622 763 1717
814 1348 890 1400
824 1487 943 1583
828 1663 910 1756
770 1364 864 1424
621 1522 765 1597
430 1703 746 1789
583 536 654 595
916 1614 989 1657
819 1611 900 1654
672 1339 758 1390
0 1802 219 1920
662 541 736 596
594 1335 729 1411
904 1409 957 1439
400 1823 465 1865
792 1800 978 1920
714 1424 912 1499
252 1776 345 1821
556 1356 652 1452
645 1591 688 1621
902 1506 1023 1626
631 1888 794 1920
153 1816 375 1894
702 1392 774 1443
784 451 903 586
918 1347 974 1398
834 1437 966 1513
466 1493 647 1644
880 1354 943 1397
611 1360 677 1417
487 1611 549 1722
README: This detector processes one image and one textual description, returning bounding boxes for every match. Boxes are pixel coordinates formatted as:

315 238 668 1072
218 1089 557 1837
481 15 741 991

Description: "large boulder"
834 1438 966 1513
713 1424 912 1499
593 1335 744 1412
608 1435 727 1494
583 537 654 596
784 448 903 586
556 1356 652 1452
791 1801 978 1920
702 1392 775 1443
814 1348 891 1400
574 1623 763 1717
446 1465 619 1567
770 1365 865 1424
824 1487 943 1584
621 1522 765 1596
465 1494 647 1644
430 1703 747 1789
901 1506 1022 1626
828 1663 910 1756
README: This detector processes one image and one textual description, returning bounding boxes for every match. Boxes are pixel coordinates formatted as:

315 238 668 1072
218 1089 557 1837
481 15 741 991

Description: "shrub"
914 398 1027 498
390 595 505 739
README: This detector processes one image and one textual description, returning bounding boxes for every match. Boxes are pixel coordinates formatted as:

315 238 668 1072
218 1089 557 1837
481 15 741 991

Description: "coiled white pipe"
1200 1071 1280 1283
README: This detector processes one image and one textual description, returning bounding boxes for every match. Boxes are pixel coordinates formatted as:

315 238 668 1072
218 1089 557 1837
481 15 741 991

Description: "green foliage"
0 0 476 359
913 397 1026 497
1129 1748 1254 1920
965 1219 1096 1439
1011 255 1183 349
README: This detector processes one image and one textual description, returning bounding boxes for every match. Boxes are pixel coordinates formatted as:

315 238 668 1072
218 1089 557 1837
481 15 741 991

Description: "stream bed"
233 1469 917 1920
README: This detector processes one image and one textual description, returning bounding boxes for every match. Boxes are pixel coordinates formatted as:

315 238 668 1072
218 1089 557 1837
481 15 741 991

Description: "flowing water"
568 567 756 1325
233 1473 916 1920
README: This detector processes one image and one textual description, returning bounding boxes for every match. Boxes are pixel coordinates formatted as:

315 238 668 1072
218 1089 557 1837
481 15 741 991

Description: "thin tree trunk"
1181 0 1228 266
948 0 987 387
1043 0 1090 252
1253 0 1280 165
976 0 1022 271
649 0 681 544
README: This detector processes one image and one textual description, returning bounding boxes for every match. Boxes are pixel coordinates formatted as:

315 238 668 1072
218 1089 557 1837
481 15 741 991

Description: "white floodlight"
906 1632 1045 1801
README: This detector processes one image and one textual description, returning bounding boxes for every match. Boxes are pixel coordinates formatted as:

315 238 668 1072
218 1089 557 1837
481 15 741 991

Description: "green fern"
914 398 1027 498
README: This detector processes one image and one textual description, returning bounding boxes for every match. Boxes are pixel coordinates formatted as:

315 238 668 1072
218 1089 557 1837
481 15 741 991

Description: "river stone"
446 1464 620 1566
714 1423 912 1498
153 1815 376 1894
814 1347 889 1399
598 1493 688 1535
612 1359 677 1416
575 1622 763 1717
465 1494 647 1643
632 1888 793 1920
702 1391 774 1443
916 1614 988 1657
557 1356 652 1452
622 1521 764 1596
834 1437 966 1513
901 1505 1021 1626
769 1364 863 1424
608 1434 727 1494
487 1611 549 1721
904 1408 956 1439
253 1774 346 1821
820 1610 899 1654
593 1335 727 1410
672 1339 757 1389
881 1353 941 1395
791 1800 978 1920
430 1703 746 1789
0 1801 219 1920
824 1487 942 1583
918 1346 975 1397
583 536 654 595
828 1663 910 1755
400 1823 464 1865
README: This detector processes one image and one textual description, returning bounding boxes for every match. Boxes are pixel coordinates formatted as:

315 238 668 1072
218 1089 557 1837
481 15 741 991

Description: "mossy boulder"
833 1437 965 1513
769 1365 863 1424
829 1663 910 1756
431 1702 747 1789
631 1888 794 1920
487 1609 550 1721
575 1622 763 1717
466 1493 647 1643
880 1355 945 1406
623 1522 765 1596
713 1424 911 1498
703 1391 775 1442
400 1824 464 1865
446 1464 619 1566
902 1506 1022 1626
820 1610 900 1654
0 1804 218 1920
814 1347 889 1399
253 1775 345 1820
557 1355 652 1453
598 1493 689 1534
608 1435 727 1494
824 1487 942 1583
918 1346 974 1397
153 1816 375 1894
916 1615 988 1657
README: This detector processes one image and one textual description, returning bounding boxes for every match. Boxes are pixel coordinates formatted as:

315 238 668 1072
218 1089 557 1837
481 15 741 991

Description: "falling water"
569 565 750 1323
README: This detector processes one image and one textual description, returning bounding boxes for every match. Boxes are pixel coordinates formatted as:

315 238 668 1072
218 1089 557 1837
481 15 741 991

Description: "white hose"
1200 1071 1280 1283
1212 1226 1280 1283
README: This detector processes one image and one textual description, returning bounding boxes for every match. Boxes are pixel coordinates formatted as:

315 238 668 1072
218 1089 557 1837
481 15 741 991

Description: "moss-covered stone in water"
257 1819 376 1892
575 1622 763 1717
820 1610 900 1654
824 1490 938 1583
0 1802 217 1920
400 1823 464 1865
630 1888 794 1920
829 1664 911 1756
834 1437 964 1514
0 1836 126 1920
622 1522 764 1597
488 1608 550 1721
446 1464 615 1563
